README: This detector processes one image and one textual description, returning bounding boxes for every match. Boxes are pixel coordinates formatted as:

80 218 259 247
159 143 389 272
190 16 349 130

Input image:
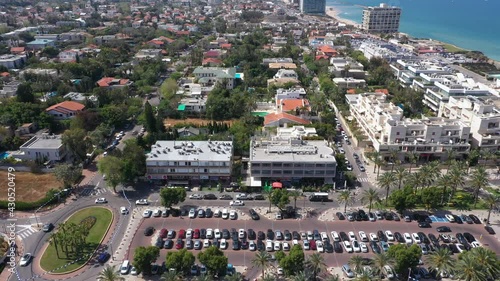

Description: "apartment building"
333 77 366 90
192 66 236 90
0 54 26 69
349 93 471 160
299 0 326 15
249 126 336 187
11 134 67 162
276 87 307 100
390 59 452 88
362 3 401 33
439 95 500 152
146 140 233 186
329 57 365 79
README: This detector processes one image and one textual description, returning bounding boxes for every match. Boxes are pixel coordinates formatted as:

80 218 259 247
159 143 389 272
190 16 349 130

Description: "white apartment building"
275 87 306 100
0 54 26 69
274 69 298 80
332 77 366 90
362 3 401 33
390 59 452 88
329 57 365 79
0 81 21 98
146 140 233 186
423 72 495 112
249 126 336 187
192 67 236 90
135 49 162 60
440 95 500 152
349 93 471 160
11 134 67 162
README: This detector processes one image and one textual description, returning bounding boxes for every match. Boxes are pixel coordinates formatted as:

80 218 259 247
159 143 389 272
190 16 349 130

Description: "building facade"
300 0 326 15
11 134 67 162
146 141 233 186
362 3 401 33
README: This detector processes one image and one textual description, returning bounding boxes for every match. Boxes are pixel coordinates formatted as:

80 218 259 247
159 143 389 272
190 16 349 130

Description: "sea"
326 0 500 61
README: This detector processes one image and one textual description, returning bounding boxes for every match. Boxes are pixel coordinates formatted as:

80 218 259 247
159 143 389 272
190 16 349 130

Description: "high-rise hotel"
362 3 401 33
300 0 326 15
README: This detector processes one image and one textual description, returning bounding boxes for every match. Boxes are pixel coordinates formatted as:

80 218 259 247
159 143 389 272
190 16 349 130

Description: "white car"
142 209 152 218
274 241 281 251
338 148 345 154
352 240 361 252
203 239 211 248
307 231 314 240
186 229 193 239
235 193 250 200
404 233 413 244
229 210 237 220
249 241 257 251
95 197 107 204
238 229 246 239
412 233 421 244
343 241 353 253
283 242 290 251
348 231 357 241
321 232 329 241
266 240 274 252
189 194 202 199
445 214 455 222
369 233 378 242
385 231 394 241
471 241 481 248
221 209 229 219
135 199 149 205
331 231 340 242
229 200 245 206
359 231 368 242
277 267 284 276
303 240 310 250
316 241 324 253
360 242 368 253
153 209 162 217
214 229 222 239
206 228 214 239
188 208 196 218
19 253 32 266
120 206 128 215
456 243 466 253
219 239 227 250
293 239 299 246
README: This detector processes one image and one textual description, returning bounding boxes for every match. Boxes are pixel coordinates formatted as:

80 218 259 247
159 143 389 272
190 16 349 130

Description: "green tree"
454 251 487 281
305 253 327 281
52 164 82 188
16 83 35 103
132 246 160 275
389 187 417 214
484 194 500 224
470 166 489 207
160 271 181 281
198 246 228 277
144 101 156 132
62 128 91 163
121 139 146 181
279 244 305 276
269 188 290 211
420 186 442 210
159 187 187 208
98 265 124 281
468 247 500 279
348 255 365 274
377 172 397 205
337 190 355 213
406 151 418 173
426 247 455 278
371 252 395 278
165 248 195 275
361 188 380 213
97 156 125 192
289 190 302 211
448 161 466 200
387 244 421 278
251 251 271 278
393 166 407 190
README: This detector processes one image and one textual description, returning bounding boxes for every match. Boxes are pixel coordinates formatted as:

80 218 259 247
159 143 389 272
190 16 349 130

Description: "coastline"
325 6 359 27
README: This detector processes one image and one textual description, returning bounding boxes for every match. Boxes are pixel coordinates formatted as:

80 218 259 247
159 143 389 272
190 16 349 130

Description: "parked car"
95 197 107 204
135 199 149 205
203 193 217 200
230 200 245 206
42 223 54 232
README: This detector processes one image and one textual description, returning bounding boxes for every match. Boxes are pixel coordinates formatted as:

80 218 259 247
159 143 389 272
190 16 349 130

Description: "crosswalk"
80 187 108 196
17 227 37 239
357 177 370 182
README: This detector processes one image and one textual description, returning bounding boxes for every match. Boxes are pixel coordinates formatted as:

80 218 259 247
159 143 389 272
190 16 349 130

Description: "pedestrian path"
80 187 108 196
16 226 37 239
357 177 370 183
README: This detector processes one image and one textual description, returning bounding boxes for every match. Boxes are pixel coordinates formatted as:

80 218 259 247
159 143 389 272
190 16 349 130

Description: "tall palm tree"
305 253 327 281
454 252 487 281
355 268 378 281
348 255 365 274
291 271 309 281
393 166 407 190
444 149 456 174
374 157 385 180
470 247 500 279
377 172 396 205
263 189 273 213
361 188 380 213
223 273 243 281
368 151 382 174
48 232 60 258
252 251 271 278
388 149 399 172
337 190 355 213
466 148 480 174
406 151 418 173
98 265 124 281
161 271 180 281
436 174 452 205
470 166 489 207
196 275 214 281
371 253 394 278
418 161 440 189
289 190 302 211
324 273 340 281
425 247 455 278
484 194 500 224
448 162 466 200
261 273 276 281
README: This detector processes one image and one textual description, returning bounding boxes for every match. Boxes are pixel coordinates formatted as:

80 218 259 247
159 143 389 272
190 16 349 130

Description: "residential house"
333 77 366 90
192 67 236 90
275 87 307 100
97 77 133 89
45 101 85 120
26 39 55 50
329 57 366 79
0 54 26 69
11 133 67 162
202 58 223 66
135 49 162 60
0 80 21 98
264 112 311 127
274 69 298 80
176 127 208 137
14 123 37 137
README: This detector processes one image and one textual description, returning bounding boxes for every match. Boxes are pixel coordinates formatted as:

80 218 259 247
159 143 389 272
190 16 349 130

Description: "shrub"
80 216 97 230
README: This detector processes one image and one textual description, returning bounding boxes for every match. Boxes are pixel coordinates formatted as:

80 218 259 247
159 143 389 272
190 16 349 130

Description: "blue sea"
327 0 500 61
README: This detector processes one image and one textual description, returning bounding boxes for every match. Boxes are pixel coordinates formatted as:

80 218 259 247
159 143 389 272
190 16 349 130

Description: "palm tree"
418 161 440 189
388 149 399 172
289 190 302 211
436 174 452 205
48 232 60 258
377 172 396 205
223 273 243 281
161 271 181 281
263 189 273 213
261 273 276 281
361 188 380 213
484 194 500 224
466 148 480 174
470 166 489 207
368 151 382 174
406 151 418 173
393 166 407 190
348 255 365 274
252 251 271 278
305 253 327 281
426 247 455 278
374 156 385 179
454 252 487 281
448 162 466 200
371 253 394 278
469 247 500 279
98 265 124 281
355 268 378 281
337 190 355 213
291 271 309 281
324 273 340 281
444 149 456 174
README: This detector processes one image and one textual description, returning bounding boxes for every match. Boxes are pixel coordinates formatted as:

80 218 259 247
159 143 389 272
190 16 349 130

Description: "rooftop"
146 140 233 162
251 139 336 163
20 134 62 149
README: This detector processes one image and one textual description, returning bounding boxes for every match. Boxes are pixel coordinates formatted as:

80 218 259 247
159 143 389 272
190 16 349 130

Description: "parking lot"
128 206 500 277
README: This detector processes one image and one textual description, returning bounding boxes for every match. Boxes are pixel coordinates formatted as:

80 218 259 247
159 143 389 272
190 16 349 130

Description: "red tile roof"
264 112 310 126
220 43 232 49
0 72 10 77
279 99 310 112
10 47 25 53
204 50 220 58
97 77 130 87
375 89 389 95
202 58 223 65
46 101 85 113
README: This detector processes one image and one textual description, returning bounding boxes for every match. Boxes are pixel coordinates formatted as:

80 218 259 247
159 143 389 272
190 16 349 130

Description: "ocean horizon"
326 0 500 61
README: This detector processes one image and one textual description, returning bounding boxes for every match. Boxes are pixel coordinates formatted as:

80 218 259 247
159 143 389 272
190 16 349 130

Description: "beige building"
362 3 401 33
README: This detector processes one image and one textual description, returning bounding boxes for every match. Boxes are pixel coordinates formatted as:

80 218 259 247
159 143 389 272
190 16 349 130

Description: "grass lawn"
40 207 113 273
442 43 467 53
0 171 61 202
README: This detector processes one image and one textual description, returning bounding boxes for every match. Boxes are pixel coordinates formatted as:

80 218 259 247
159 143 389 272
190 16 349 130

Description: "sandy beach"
325 6 359 27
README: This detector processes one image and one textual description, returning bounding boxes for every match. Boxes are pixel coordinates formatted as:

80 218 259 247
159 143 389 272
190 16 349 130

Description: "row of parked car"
188 193 265 201
142 207 241 220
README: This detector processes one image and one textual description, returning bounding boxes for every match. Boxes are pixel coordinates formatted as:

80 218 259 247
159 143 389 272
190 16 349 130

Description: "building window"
170 169 175 173
432 132 435 135
252 170 260 174
294 170 303 175
283 170 292 175
262 163 271 167
396 132 400 136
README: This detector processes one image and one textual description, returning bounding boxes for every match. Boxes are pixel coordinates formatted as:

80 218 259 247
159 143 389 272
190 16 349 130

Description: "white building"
275 87 306 100
349 93 470 160
135 49 162 60
11 134 67 162
192 67 236 90
390 59 452 88
333 77 366 90
177 97 207 113
329 57 365 79
0 81 21 98
249 126 336 186
146 140 233 186
362 3 401 33
439 95 500 152
274 69 298 80
0 54 26 69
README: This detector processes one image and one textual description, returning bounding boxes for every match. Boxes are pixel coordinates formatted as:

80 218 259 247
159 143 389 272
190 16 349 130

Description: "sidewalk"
107 207 146 266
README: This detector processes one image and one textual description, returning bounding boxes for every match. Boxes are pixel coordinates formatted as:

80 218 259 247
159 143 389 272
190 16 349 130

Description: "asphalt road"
129 207 499 280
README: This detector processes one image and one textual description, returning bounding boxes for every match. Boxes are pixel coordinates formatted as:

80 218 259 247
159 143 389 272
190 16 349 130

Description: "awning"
250 177 262 187
272 182 283 189
177 104 186 111
168 181 189 185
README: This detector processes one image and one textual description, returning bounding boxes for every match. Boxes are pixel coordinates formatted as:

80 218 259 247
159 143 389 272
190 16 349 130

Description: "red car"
179 229 186 239
175 239 184 249
309 240 317 250
159 228 168 239
193 229 200 239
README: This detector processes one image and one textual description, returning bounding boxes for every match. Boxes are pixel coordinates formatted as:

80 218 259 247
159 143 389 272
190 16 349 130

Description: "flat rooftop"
251 140 336 163
146 141 232 162
21 135 62 149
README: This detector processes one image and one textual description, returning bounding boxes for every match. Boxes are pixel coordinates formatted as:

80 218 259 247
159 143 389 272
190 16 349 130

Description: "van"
120 260 130 274
342 264 354 278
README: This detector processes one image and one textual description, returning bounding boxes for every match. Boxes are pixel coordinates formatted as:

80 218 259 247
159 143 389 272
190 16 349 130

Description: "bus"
309 192 329 202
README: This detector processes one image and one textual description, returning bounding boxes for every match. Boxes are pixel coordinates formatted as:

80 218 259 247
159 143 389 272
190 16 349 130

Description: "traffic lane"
175 200 338 210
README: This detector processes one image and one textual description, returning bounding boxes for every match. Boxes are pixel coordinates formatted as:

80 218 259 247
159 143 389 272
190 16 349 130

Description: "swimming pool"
0 152 10 159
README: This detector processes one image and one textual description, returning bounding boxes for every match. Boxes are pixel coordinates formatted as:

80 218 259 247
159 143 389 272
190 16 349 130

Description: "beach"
325 6 359 27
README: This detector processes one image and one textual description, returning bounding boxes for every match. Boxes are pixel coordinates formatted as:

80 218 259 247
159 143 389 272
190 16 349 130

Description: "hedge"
0 189 61 211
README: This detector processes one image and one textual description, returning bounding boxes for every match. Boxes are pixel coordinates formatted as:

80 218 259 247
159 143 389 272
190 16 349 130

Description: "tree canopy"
159 187 186 208
132 246 159 275
198 246 228 277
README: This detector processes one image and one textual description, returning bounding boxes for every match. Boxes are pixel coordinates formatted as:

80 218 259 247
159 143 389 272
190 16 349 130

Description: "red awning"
272 182 283 189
